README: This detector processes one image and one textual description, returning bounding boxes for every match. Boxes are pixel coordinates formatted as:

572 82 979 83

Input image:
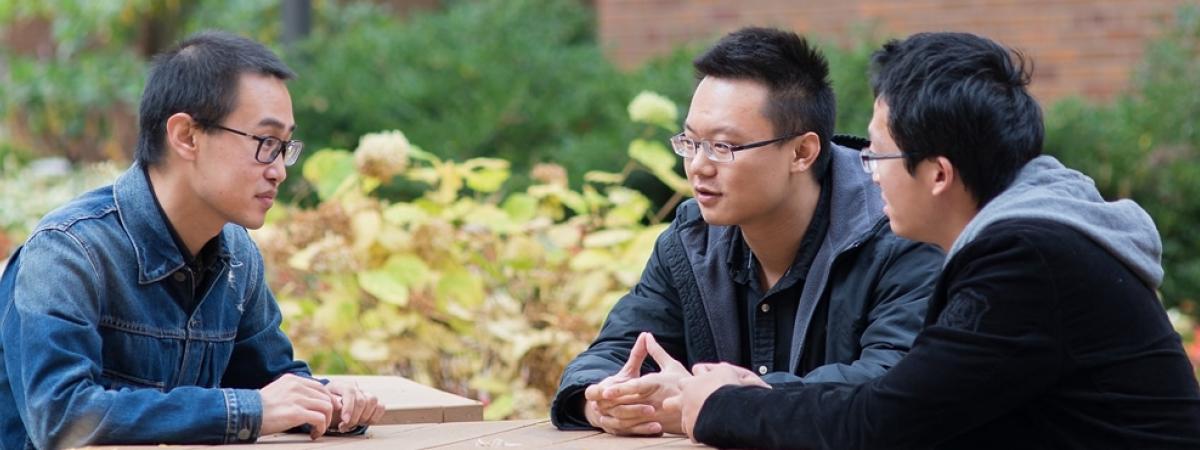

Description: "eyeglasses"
207 124 304 166
860 149 905 174
669 132 799 163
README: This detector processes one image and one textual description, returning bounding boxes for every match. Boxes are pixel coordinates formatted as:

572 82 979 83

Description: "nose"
265 156 287 185
685 152 716 178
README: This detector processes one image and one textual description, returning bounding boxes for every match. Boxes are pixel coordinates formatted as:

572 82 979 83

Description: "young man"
550 27 943 436
0 31 385 448
671 32 1200 449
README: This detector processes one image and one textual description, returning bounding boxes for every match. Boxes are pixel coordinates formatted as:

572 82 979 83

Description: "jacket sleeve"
220 235 311 390
549 231 688 429
693 231 1064 450
1 231 262 448
801 228 942 384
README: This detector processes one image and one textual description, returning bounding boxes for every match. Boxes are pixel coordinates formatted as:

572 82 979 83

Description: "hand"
327 380 386 432
260 374 338 439
584 332 690 435
665 363 770 442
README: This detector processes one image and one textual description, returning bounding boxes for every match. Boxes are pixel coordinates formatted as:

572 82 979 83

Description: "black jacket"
695 219 1200 449
551 142 944 428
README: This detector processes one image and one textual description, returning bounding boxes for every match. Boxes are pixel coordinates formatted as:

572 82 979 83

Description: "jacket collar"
113 163 233 285
823 143 887 251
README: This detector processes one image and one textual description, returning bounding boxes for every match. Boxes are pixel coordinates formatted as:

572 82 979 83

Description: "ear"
164 112 201 162
928 156 956 197
789 132 821 173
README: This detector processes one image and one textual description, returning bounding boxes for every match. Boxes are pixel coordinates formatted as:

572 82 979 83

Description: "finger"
369 402 387 424
598 413 660 436
338 389 358 432
662 395 680 413
584 383 606 401
624 421 664 436
347 390 371 430
604 403 655 420
643 333 687 372
295 408 328 439
618 332 651 378
603 377 658 399
594 392 654 412
691 363 717 375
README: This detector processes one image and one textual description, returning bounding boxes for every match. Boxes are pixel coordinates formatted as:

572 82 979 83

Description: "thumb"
644 333 687 372
618 332 651 377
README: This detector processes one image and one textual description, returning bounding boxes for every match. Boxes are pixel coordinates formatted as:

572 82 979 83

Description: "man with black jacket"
550 27 944 436
670 32 1200 449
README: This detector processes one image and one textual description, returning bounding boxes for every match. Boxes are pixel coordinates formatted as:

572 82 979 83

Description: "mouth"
255 191 277 208
693 185 722 205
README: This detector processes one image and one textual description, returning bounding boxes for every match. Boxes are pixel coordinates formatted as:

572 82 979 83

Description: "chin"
697 208 736 226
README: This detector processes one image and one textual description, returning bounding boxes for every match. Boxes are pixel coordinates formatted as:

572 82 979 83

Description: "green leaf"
628 139 676 173
383 203 430 225
437 268 485 309
583 170 625 184
357 254 431 306
302 149 357 200
501 193 538 223
582 229 635 248
484 394 515 421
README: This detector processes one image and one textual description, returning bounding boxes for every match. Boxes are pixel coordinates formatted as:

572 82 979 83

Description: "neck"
933 199 980 252
741 176 821 288
147 164 223 257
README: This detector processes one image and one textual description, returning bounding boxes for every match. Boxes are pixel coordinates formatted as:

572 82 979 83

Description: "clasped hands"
584 332 770 440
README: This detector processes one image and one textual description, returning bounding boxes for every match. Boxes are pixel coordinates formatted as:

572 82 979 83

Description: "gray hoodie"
946 155 1163 288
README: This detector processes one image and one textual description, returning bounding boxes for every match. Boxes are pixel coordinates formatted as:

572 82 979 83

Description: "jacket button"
760 303 770 313
237 428 251 440
758 365 768 375
173 272 187 282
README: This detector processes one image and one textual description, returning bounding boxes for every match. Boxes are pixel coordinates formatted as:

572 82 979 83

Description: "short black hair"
135 30 295 166
870 32 1043 206
694 27 836 179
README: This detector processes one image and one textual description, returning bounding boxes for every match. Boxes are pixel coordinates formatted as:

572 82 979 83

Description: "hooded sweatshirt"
947 155 1163 288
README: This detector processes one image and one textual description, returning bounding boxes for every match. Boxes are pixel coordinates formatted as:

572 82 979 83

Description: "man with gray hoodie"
669 32 1200 449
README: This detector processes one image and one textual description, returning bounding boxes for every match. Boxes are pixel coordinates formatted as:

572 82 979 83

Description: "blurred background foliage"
1 0 1197 416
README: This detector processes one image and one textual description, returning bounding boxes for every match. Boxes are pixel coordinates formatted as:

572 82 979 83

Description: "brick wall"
596 0 1193 102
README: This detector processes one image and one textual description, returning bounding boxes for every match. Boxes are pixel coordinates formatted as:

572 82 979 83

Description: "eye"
711 142 734 154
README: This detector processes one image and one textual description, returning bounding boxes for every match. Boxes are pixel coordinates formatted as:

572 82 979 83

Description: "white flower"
627 91 677 129
355 130 411 179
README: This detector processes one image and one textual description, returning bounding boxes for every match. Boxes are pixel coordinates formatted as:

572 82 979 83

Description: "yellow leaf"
582 229 635 248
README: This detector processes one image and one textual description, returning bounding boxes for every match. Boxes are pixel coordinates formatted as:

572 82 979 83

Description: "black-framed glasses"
860 149 905 174
669 132 800 163
208 124 304 166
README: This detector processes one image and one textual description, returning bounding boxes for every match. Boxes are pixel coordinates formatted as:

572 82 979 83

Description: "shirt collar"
113 163 229 284
728 175 833 290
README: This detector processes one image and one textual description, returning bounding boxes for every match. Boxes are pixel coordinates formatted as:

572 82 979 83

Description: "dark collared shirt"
730 177 831 375
145 167 222 315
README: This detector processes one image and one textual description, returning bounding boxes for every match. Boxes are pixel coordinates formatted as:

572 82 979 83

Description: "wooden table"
319 375 483 424
84 420 708 449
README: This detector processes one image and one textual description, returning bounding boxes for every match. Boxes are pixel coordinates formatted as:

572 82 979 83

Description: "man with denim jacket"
0 31 384 448
550 27 943 436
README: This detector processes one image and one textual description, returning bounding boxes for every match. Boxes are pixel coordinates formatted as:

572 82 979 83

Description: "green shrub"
255 93 688 419
1044 4 1200 316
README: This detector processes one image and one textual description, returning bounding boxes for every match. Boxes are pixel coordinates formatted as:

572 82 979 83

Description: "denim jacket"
0 164 310 449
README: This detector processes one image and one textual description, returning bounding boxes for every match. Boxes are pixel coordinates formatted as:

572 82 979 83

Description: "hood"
947 155 1163 288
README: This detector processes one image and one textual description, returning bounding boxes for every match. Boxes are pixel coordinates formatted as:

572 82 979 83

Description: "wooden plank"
556 431 690 450
427 420 599 449
320 375 483 424
204 423 437 450
361 419 542 448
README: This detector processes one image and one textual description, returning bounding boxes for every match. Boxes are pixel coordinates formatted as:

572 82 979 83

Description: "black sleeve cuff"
550 384 596 430
693 385 776 449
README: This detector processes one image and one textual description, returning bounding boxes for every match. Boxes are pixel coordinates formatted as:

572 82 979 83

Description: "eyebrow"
683 123 745 141
256 117 296 133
